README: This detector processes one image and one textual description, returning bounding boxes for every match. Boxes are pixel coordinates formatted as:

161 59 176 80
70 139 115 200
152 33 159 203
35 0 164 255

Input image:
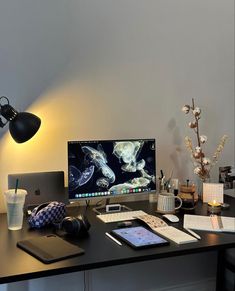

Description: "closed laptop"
8 171 68 207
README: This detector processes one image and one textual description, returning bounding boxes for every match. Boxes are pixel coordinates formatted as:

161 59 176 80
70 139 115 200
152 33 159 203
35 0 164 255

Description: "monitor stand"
92 198 132 215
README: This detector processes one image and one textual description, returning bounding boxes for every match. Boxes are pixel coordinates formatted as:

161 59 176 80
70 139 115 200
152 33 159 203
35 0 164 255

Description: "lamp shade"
0 96 41 143
9 112 41 143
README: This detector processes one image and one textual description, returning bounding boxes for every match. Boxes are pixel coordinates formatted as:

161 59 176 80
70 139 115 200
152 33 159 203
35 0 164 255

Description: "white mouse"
162 214 179 223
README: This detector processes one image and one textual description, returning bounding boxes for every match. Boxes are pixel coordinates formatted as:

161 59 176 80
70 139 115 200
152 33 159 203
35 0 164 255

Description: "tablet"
17 234 85 264
111 226 169 249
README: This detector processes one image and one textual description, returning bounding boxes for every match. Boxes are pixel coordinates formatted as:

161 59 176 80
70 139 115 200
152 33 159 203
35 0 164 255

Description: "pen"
184 228 201 240
105 232 122 246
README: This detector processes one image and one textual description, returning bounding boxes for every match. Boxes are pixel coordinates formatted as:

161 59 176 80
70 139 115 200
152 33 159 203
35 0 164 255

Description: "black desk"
0 196 235 287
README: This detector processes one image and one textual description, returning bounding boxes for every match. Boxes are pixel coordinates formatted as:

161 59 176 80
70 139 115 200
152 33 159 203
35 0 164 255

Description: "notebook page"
221 217 235 232
184 215 215 231
184 214 235 232
210 215 222 230
136 214 168 228
154 226 197 244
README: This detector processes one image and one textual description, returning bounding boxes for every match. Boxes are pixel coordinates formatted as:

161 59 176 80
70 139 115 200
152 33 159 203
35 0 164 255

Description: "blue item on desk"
28 201 66 229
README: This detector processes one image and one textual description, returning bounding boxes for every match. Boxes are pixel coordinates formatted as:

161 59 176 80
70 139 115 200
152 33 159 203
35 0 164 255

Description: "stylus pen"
105 232 122 246
184 228 201 240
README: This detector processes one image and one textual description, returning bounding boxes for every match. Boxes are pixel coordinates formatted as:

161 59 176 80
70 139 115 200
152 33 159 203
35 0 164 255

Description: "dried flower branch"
185 136 193 154
211 135 228 167
182 98 228 181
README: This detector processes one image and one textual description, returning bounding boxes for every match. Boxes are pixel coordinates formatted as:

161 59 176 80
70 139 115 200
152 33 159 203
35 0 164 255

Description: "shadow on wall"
0 1 78 139
168 118 191 181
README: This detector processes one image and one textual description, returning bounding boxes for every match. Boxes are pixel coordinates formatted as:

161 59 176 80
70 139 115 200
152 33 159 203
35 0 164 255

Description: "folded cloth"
28 201 66 229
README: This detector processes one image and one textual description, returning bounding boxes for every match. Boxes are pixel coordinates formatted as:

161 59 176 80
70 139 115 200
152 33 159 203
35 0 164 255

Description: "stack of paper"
184 215 235 232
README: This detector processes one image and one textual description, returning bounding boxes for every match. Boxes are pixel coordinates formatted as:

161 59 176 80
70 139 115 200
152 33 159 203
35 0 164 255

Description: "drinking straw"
15 178 19 194
186 179 189 187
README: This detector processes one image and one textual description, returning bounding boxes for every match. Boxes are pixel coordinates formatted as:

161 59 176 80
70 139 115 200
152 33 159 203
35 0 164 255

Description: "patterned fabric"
28 201 66 229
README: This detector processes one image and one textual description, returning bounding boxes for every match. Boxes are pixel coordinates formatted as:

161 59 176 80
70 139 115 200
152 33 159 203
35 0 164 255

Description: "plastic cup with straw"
4 178 27 230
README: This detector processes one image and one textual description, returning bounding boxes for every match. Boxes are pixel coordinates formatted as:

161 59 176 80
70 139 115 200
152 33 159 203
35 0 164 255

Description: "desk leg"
216 249 226 291
84 270 91 291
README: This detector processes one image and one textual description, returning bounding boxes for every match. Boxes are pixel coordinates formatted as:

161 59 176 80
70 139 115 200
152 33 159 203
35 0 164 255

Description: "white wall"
0 1 234 290
0 0 234 212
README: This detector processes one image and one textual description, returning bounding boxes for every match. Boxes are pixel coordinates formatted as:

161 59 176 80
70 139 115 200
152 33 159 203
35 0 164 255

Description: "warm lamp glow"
0 78 106 213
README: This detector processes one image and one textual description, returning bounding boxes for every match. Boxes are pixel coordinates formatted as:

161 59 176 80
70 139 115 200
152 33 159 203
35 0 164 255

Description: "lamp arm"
0 117 7 128
0 96 18 122
0 96 10 106
0 96 9 127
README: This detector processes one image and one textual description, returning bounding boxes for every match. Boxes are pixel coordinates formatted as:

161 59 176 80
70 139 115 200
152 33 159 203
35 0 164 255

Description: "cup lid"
4 189 27 196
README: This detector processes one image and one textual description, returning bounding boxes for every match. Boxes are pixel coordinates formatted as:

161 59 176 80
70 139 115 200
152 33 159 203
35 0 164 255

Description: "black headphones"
60 214 90 237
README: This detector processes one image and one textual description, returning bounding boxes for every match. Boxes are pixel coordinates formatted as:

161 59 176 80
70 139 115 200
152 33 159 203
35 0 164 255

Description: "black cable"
85 199 90 207
95 199 105 207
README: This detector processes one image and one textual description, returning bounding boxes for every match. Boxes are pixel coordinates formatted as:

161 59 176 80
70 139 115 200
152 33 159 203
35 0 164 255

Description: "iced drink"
4 189 27 230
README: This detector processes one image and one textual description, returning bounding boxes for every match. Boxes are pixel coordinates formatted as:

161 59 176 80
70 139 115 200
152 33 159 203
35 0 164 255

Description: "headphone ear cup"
77 215 91 233
61 216 81 235
61 215 90 236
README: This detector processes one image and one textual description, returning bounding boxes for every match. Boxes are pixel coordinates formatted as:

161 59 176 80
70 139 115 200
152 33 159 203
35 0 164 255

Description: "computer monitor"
68 139 156 204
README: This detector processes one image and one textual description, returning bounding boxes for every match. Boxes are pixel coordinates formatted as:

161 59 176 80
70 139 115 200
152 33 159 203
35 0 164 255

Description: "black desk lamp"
0 96 41 143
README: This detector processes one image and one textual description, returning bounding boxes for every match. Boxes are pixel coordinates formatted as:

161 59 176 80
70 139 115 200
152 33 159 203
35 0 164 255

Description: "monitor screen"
68 139 156 201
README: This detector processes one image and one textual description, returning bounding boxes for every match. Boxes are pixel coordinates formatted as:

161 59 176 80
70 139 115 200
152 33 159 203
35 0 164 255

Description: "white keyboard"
97 210 147 223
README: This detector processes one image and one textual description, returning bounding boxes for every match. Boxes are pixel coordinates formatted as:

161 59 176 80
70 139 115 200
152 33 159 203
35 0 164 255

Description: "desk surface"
0 196 235 284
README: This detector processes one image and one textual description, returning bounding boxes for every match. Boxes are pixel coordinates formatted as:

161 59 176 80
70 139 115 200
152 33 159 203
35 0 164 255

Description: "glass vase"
196 177 210 200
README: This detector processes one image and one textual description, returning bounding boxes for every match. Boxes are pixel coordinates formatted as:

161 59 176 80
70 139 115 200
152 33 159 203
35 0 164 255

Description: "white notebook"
184 214 235 232
154 226 198 244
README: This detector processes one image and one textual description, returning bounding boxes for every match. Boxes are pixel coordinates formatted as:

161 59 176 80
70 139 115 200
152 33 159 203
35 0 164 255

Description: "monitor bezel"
67 138 156 202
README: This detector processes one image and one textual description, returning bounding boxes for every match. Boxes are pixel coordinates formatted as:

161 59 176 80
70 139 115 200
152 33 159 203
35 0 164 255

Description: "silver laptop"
8 171 68 208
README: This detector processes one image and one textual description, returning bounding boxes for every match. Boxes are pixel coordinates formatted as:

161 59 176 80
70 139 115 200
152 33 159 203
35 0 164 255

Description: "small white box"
105 204 122 212
203 183 224 203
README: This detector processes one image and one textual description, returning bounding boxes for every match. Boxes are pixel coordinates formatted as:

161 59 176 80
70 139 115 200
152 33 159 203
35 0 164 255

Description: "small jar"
179 180 197 210
207 201 222 214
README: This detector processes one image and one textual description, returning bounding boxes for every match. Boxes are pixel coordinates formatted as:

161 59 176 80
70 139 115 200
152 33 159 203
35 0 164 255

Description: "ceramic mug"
157 192 182 214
